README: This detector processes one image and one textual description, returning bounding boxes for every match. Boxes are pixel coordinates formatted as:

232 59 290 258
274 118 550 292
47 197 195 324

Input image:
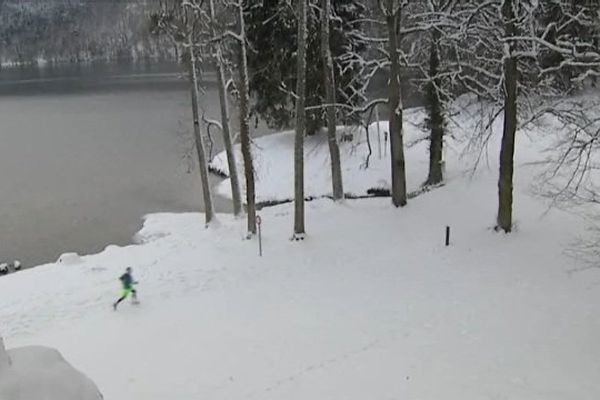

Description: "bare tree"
293 0 308 237
208 0 243 217
381 0 407 207
495 0 518 233
413 0 460 187
321 0 344 201
151 0 215 225
453 0 600 232
188 36 216 225
235 0 257 236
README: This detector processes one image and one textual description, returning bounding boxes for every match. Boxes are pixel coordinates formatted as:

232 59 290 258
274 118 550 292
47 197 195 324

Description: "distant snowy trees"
0 0 171 65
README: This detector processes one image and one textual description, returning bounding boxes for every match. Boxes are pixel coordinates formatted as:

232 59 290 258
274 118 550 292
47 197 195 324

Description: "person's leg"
113 288 131 310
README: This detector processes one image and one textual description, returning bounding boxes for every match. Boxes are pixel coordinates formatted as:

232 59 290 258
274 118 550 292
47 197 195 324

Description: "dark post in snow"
445 226 450 246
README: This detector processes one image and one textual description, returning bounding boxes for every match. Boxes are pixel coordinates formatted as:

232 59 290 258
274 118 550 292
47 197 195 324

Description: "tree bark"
386 1 407 207
209 0 242 217
321 0 344 201
294 0 308 236
237 1 257 235
188 40 215 225
426 28 444 186
497 0 518 233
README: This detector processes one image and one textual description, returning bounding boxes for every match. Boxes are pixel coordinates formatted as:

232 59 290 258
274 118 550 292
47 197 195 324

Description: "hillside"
0 0 170 66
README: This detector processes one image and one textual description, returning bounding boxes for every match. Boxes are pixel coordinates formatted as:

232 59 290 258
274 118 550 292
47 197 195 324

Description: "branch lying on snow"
255 182 446 210
304 98 388 114
201 111 222 159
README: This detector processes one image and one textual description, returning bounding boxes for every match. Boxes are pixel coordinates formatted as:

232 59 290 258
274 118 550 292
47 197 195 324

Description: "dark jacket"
120 272 134 289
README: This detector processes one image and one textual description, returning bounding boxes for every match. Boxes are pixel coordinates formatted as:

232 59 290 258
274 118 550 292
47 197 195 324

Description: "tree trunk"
386 1 407 207
209 0 242 216
321 0 344 201
294 0 308 236
497 0 518 233
188 41 215 225
237 2 257 235
425 28 444 186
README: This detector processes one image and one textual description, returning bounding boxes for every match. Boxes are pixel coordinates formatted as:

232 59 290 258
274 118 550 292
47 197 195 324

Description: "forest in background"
0 0 172 65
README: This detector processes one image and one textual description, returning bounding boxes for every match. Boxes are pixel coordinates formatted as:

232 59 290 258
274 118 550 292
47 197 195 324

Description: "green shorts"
122 287 135 298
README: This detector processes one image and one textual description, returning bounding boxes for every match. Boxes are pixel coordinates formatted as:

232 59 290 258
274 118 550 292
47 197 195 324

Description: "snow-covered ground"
210 103 491 202
0 338 103 400
2 96 600 399
210 108 438 202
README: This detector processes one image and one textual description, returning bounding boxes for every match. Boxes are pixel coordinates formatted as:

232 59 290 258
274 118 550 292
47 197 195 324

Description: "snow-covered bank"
2 94 600 399
210 107 436 203
1 175 599 399
208 101 534 204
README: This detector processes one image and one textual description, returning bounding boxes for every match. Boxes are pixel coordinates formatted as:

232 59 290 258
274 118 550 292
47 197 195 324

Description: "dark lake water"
0 62 243 267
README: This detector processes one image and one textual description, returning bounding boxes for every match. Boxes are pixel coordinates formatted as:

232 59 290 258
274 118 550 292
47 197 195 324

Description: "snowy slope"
1 97 600 400
209 99 555 203
0 338 103 400
210 107 435 202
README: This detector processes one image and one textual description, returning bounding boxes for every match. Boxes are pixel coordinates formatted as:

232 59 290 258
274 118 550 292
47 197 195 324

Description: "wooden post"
257 215 263 256
445 226 450 246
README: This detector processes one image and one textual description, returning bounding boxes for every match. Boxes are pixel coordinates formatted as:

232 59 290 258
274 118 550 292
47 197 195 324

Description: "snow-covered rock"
0 338 103 400
57 253 82 265
0 264 8 275
12 261 21 271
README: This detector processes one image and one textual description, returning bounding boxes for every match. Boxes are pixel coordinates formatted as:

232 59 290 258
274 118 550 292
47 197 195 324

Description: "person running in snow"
113 267 138 310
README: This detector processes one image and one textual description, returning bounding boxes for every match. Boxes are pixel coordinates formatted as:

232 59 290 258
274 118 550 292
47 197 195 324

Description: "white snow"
0 338 103 400
57 253 83 266
210 105 476 202
210 110 430 202
1 95 600 400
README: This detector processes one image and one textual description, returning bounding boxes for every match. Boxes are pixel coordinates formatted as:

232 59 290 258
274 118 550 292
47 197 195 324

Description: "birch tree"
321 0 344 200
294 0 308 237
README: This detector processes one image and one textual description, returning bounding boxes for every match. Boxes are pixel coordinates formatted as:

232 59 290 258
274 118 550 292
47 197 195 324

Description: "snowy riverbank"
1 95 600 399
1 181 598 399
